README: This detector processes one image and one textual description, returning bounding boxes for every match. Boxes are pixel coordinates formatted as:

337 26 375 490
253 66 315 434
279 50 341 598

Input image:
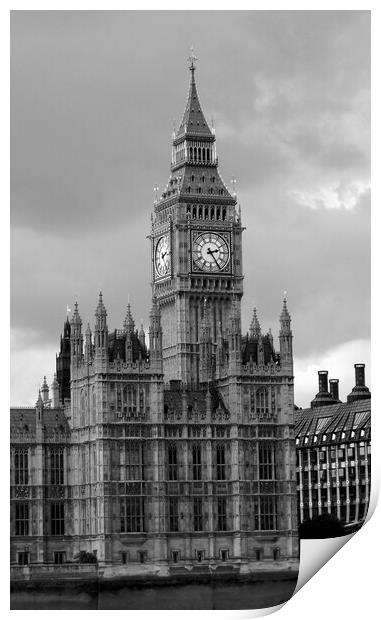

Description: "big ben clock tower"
151 51 243 386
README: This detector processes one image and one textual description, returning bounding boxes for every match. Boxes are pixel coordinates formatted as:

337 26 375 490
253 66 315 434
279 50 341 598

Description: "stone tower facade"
10 57 298 576
150 54 243 386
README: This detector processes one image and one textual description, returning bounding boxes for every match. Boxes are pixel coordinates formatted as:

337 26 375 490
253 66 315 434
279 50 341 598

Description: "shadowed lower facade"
10 56 299 579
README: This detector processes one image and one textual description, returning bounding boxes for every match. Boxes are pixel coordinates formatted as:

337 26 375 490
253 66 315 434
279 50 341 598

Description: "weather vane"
188 46 197 73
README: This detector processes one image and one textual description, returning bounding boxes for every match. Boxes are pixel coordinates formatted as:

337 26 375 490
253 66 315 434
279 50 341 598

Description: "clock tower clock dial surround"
192 231 231 273
155 234 171 278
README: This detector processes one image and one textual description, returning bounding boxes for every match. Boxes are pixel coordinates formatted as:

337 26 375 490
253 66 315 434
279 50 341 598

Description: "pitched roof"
176 66 213 139
295 398 371 446
10 407 70 442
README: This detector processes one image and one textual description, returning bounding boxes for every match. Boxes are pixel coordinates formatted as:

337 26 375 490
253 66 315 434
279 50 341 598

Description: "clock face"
192 232 230 272
155 235 170 277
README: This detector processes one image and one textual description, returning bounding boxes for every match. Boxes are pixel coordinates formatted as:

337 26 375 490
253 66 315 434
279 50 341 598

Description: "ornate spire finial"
124 302 135 332
66 304 71 316
250 307 261 337
188 46 197 75
280 293 291 325
36 389 43 407
71 300 82 325
95 291 107 319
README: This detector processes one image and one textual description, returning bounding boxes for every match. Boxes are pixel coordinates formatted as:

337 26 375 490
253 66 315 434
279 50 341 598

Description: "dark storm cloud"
10 10 370 405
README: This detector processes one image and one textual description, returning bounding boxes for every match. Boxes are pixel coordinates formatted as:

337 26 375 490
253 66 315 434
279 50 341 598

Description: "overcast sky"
10 10 370 407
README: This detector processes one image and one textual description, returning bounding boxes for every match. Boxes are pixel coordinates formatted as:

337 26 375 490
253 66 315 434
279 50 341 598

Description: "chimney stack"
329 379 340 403
318 371 328 394
311 370 334 409
355 363 365 387
347 363 371 403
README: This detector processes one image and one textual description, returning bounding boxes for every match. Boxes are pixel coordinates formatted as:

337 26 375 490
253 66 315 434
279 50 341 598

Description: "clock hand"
161 251 167 260
207 247 220 268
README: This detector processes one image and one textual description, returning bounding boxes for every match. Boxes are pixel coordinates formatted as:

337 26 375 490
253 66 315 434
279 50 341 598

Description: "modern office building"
295 364 371 528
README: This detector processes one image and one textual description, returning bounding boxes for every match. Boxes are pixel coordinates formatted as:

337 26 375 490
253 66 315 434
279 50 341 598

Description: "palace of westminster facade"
10 57 299 574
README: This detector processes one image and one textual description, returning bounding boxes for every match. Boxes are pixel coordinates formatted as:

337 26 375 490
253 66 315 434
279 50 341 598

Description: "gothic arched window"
167 444 178 481
256 388 269 417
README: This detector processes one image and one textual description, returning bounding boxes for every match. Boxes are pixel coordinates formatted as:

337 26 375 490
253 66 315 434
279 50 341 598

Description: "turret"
149 296 162 364
249 307 261 339
35 390 44 423
56 315 71 404
215 320 225 378
84 323 93 363
63 316 71 341
94 292 108 359
228 295 242 373
51 374 59 408
70 302 83 364
139 323 146 348
267 328 273 348
41 376 49 404
123 303 135 335
199 299 213 383
123 303 135 363
279 295 293 365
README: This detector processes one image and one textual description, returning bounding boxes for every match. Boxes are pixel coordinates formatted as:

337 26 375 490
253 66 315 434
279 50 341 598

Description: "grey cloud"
10 11 370 404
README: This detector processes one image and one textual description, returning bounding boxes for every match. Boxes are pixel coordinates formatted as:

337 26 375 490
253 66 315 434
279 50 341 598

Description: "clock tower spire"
151 53 243 386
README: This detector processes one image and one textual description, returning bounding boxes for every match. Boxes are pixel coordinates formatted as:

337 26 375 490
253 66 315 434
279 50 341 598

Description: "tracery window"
217 497 227 531
50 447 64 485
192 445 202 480
168 497 179 531
258 443 275 480
120 441 143 481
14 448 28 485
120 497 144 533
15 502 29 536
216 444 226 480
259 496 277 530
51 502 65 535
193 497 203 531
256 388 269 416
168 445 178 481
